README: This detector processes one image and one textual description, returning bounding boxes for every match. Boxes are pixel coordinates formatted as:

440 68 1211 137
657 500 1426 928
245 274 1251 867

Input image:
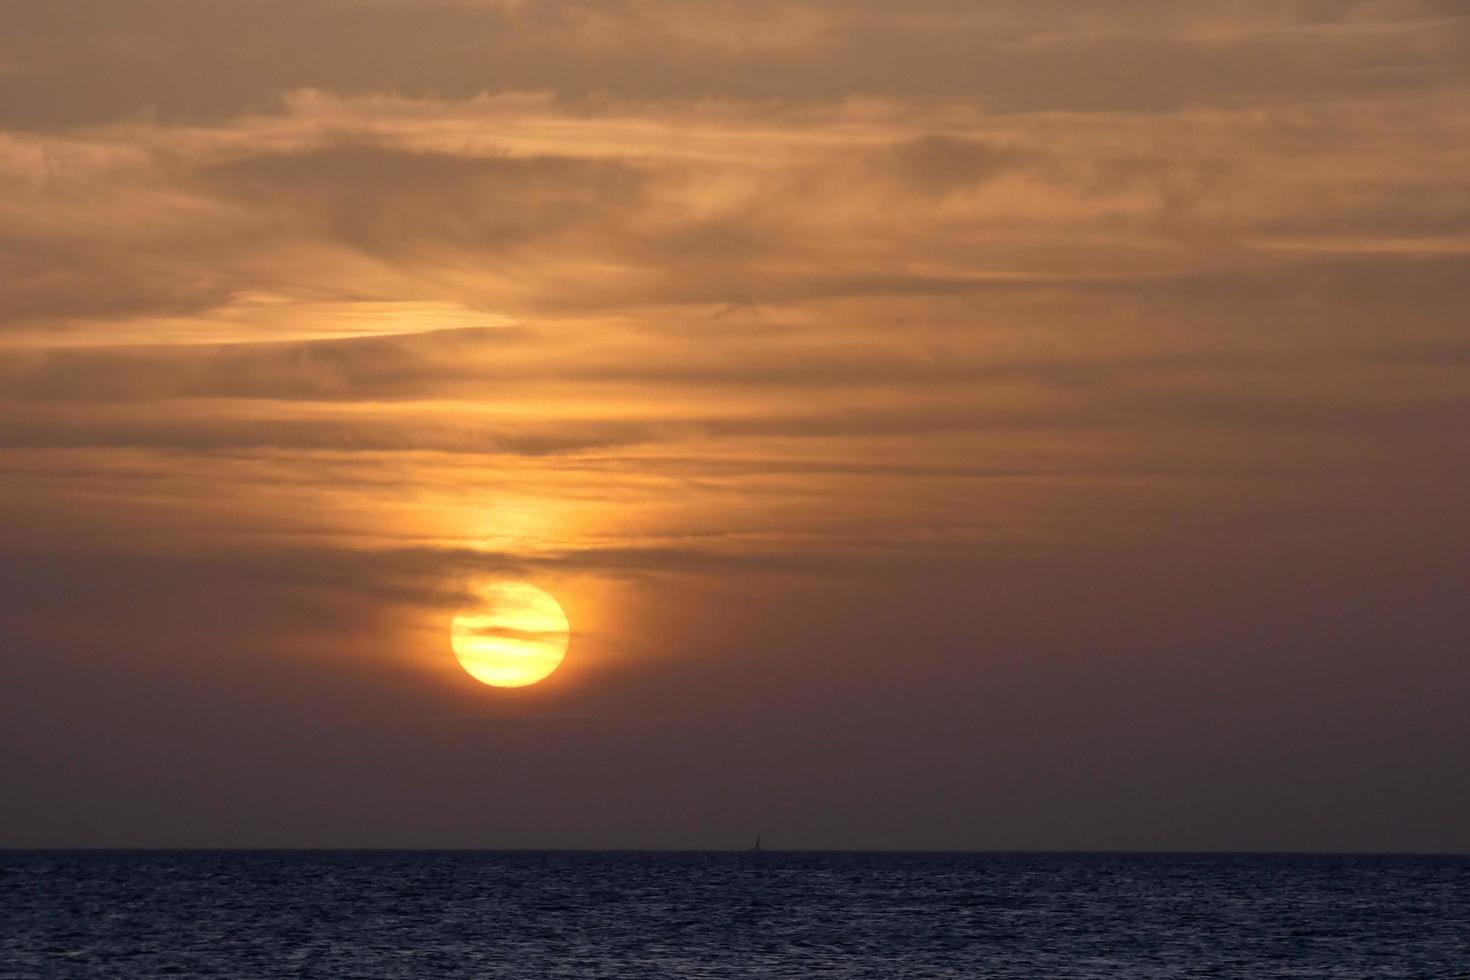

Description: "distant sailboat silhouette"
751 835 763 852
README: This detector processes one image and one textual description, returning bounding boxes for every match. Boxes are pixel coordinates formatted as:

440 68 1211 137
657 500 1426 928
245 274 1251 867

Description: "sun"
450 581 570 688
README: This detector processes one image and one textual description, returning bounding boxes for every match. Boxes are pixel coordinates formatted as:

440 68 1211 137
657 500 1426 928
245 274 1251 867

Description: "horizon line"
5 846 1467 858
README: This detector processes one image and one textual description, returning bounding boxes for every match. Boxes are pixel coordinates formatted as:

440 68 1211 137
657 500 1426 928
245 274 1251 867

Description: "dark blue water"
3 851 1467 978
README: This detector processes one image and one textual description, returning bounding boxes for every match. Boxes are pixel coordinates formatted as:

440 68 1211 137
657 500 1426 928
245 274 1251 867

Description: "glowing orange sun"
450 581 570 688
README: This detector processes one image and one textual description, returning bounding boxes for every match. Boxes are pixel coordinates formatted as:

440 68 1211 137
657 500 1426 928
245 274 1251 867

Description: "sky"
2 0 1468 851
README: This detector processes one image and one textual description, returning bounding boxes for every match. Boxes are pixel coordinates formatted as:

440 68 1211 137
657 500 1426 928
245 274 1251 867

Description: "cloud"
198 144 651 256
2 0 1467 132
5 67 1469 341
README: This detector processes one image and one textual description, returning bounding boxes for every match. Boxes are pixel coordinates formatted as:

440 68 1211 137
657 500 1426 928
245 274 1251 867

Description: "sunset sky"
3 0 1468 851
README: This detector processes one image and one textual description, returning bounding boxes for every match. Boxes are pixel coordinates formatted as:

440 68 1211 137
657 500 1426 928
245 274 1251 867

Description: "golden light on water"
450 582 570 688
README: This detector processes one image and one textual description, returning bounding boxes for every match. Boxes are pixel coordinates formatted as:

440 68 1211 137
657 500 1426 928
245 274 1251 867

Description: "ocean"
3 851 1467 978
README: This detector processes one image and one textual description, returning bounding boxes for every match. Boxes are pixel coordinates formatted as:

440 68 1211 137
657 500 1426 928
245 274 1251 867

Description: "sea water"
4 850 1467 978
